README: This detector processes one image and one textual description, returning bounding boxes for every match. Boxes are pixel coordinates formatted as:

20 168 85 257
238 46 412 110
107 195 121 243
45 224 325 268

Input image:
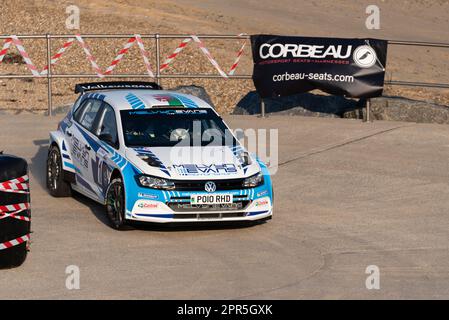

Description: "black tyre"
46 145 71 197
106 177 128 230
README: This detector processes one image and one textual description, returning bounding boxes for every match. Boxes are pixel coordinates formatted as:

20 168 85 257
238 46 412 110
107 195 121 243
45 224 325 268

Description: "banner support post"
364 98 371 123
260 98 266 118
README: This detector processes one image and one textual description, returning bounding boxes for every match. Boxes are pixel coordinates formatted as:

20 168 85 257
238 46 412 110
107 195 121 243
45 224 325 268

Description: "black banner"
251 35 388 99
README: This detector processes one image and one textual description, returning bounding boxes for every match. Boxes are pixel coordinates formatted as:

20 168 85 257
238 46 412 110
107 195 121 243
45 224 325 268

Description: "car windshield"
120 108 237 147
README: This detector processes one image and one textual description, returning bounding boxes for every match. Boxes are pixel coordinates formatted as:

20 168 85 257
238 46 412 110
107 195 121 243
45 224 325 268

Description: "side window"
79 99 103 132
71 94 84 117
97 103 119 148
73 99 91 123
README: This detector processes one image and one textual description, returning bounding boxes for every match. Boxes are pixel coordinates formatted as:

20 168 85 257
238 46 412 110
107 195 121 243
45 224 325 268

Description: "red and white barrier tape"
134 34 155 77
0 234 30 251
0 38 13 63
228 37 246 75
10 36 40 77
0 175 31 250
0 202 30 222
70 35 155 77
160 37 192 72
0 175 29 194
75 34 104 78
104 37 136 75
41 38 75 75
0 34 247 78
0 209 30 222
160 35 247 77
4 175 28 184
191 35 228 78
0 202 29 213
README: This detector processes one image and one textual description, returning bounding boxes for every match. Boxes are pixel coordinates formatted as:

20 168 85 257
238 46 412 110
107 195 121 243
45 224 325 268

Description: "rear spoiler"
74 81 163 94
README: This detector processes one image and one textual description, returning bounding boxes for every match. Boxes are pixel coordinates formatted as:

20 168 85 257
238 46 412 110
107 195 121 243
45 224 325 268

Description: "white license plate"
191 194 233 205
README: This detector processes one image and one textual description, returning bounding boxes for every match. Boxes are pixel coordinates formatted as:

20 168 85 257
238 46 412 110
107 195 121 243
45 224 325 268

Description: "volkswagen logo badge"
204 181 216 193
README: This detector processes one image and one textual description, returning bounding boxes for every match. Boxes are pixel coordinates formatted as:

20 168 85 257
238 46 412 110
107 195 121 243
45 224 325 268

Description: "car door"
69 98 103 199
91 102 120 195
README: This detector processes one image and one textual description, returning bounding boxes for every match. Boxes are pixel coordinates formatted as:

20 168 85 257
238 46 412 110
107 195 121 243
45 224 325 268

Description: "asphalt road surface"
1 114 449 299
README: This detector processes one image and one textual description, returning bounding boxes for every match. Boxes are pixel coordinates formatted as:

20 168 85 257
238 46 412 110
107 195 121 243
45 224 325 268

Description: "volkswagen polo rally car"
47 82 273 229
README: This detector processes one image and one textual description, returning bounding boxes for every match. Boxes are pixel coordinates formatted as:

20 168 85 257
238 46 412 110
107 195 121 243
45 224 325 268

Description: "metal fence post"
46 34 52 116
155 34 161 86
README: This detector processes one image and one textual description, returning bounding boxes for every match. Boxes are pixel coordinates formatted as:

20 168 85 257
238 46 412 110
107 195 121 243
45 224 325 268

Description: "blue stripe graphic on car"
99 141 142 174
74 123 101 152
171 94 198 108
229 145 250 174
135 213 174 218
87 93 105 101
247 210 269 216
133 148 171 177
63 161 75 169
125 93 146 109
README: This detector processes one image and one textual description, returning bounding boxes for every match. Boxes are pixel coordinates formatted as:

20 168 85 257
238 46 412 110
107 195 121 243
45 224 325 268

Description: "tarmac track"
1 114 449 299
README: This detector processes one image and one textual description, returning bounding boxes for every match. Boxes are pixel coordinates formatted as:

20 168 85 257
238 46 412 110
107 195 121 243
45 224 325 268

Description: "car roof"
81 89 213 111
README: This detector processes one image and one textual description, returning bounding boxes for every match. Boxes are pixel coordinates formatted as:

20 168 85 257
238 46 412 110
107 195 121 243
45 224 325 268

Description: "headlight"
136 175 175 190
242 171 264 188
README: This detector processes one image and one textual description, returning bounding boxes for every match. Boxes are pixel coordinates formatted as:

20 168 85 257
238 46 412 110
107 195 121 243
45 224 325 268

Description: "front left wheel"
106 177 128 230
46 145 71 197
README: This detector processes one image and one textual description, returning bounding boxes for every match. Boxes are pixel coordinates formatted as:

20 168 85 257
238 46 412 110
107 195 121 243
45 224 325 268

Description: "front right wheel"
106 177 128 230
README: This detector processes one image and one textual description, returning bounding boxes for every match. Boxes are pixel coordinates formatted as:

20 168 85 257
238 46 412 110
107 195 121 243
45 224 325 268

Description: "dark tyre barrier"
0 154 31 269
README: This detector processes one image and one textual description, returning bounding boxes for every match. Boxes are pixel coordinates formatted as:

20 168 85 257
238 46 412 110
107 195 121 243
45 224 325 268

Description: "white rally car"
47 82 273 229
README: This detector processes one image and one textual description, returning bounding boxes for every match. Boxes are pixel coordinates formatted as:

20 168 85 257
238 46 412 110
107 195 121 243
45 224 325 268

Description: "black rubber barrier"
0 154 31 269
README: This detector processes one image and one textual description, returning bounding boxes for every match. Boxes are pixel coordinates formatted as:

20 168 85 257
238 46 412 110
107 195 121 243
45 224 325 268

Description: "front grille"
173 212 247 220
172 178 245 191
168 200 250 212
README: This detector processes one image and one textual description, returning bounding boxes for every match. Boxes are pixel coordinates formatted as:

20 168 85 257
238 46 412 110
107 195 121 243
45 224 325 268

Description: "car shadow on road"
75 189 268 233
130 219 268 233
74 190 267 232
30 139 50 191
30 139 112 227
71 191 113 227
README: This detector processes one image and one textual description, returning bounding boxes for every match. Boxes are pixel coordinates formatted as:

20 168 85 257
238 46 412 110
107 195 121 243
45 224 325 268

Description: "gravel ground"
0 0 254 114
0 0 448 114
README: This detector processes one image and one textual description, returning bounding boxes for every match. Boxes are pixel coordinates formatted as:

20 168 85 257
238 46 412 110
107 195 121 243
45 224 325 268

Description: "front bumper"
125 185 273 224
129 208 273 223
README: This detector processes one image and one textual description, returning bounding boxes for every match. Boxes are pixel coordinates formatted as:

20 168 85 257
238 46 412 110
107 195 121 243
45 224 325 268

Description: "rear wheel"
46 145 71 197
106 177 128 230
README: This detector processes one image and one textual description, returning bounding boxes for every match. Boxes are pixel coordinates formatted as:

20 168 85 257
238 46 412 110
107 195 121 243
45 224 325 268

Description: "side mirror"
99 133 114 146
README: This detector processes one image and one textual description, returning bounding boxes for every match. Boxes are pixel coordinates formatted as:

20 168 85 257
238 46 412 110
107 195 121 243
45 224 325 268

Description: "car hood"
125 146 261 180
